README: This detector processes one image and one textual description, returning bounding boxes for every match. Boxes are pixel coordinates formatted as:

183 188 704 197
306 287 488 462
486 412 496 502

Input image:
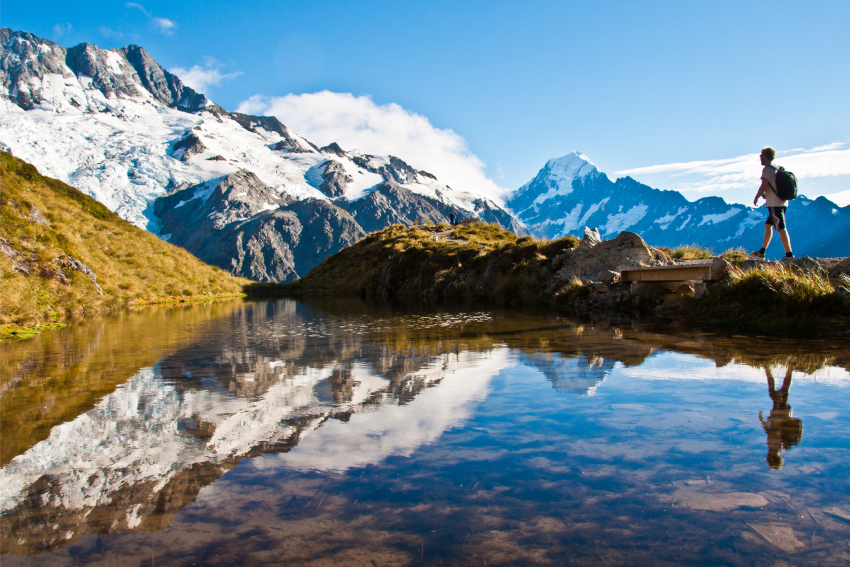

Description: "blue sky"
4 0 849 205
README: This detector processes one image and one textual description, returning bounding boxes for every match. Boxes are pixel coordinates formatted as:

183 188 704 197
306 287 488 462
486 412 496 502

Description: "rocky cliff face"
155 171 365 281
1 28 207 112
508 152 850 259
1 28 526 282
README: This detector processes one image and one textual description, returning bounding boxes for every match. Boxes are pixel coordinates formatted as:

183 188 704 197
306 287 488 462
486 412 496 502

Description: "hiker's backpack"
772 165 798 201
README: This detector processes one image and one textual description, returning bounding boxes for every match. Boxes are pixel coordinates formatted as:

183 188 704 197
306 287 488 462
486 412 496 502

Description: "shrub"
670 244 713 260
720 247 750 262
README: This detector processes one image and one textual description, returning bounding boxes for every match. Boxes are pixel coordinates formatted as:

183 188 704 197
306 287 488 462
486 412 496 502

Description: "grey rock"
342 181 452 232
206 155 226 161
172 134 207 162
597 270 620 285
28 205 48 225
0 236 18 259
789 256 824 274
557 231 660 281
582 227 602 247
226 111 319 153
377 156 421 184
154 170 363 282
0 29 209 113
319 161 353 198
65 43 147 102
320 142 346 157
1 29 78 110
121 45 207 112
58 254 103 295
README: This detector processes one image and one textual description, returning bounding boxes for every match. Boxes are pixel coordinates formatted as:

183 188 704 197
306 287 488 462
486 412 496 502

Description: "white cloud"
171 58 241 93
153 18 177 34
616 142 850 206
126 3 177 35
236 91 510 203
52 23 72 39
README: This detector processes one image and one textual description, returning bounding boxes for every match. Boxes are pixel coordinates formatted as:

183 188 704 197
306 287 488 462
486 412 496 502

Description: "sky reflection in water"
1 298 849 565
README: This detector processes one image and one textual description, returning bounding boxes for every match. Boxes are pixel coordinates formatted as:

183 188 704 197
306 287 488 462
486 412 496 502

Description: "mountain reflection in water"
1 298 849 565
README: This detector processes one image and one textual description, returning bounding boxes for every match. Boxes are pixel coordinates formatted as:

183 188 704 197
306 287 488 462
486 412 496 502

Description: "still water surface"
2 298 849 565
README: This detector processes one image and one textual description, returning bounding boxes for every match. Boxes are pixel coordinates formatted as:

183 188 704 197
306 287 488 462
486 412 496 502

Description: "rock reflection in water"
1 298 849 565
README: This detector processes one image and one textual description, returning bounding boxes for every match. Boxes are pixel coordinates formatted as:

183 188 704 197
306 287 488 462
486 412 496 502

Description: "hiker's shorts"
765 206 787 230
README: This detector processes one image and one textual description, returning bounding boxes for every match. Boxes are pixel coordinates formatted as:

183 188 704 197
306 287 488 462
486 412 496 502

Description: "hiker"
449 211 456 225
758 365 803 469
751 146 793 260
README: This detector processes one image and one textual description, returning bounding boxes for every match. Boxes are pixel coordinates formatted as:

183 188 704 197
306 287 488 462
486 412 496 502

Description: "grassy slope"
0 153 251 325
286 222 581 306
289 222 850 335
686 264 850 335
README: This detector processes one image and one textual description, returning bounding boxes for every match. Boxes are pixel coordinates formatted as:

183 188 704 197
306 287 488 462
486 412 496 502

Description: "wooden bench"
620 259 728 297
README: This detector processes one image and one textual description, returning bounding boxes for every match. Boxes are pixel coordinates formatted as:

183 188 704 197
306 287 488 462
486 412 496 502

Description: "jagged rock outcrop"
319 160 353 198
553 231 670 282
121 45 207 111
154 171 364 281
343 181 459 232
320 142 346 157
1 28 207 112
172 133 207 161
224 110 319 153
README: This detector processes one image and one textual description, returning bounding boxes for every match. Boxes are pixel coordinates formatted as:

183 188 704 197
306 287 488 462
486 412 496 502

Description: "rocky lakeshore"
284 221 850 336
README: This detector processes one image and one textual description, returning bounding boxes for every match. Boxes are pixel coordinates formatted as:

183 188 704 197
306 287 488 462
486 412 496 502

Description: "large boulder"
556 231 662 281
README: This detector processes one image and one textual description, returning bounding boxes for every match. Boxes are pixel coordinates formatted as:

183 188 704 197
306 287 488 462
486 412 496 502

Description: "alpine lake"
2 298 849 566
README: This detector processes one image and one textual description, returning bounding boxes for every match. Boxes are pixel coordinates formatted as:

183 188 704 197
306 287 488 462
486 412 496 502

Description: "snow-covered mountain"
508 152 850 259
0 29 524 281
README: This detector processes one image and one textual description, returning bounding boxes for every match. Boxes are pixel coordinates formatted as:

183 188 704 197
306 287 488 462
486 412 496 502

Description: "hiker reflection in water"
758 366 804 469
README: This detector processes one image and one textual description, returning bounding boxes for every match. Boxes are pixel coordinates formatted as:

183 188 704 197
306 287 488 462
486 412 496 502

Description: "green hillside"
0 153 250 327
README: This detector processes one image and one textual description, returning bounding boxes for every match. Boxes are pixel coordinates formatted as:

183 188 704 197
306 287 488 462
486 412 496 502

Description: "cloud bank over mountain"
237 91 510 204
617 142 850 206
171 58 241 93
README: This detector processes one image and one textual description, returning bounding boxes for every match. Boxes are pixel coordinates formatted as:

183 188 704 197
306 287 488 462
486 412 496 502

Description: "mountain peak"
544 151 597 182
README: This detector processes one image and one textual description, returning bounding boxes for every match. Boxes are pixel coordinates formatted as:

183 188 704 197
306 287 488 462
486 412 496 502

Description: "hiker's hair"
761 146 776 162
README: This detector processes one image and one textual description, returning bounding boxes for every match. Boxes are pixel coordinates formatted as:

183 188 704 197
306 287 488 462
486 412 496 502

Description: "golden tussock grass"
0 153 251 325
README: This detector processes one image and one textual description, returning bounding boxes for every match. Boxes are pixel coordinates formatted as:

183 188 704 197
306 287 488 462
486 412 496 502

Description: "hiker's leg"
774 208 792 254
761 224 773 249
778 229 792 254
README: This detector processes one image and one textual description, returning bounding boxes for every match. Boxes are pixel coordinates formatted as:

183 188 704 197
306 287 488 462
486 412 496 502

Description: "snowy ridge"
0 28 521 236
507 152 850 259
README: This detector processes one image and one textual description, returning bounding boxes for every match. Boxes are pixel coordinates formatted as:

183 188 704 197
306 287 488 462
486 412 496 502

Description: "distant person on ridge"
751 146 793 260
449 211 456 225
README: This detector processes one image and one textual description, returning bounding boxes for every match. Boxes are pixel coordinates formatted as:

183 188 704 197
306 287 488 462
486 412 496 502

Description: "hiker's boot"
750 249 766 259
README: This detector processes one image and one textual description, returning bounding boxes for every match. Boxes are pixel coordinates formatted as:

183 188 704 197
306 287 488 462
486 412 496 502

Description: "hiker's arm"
753 178 770 206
